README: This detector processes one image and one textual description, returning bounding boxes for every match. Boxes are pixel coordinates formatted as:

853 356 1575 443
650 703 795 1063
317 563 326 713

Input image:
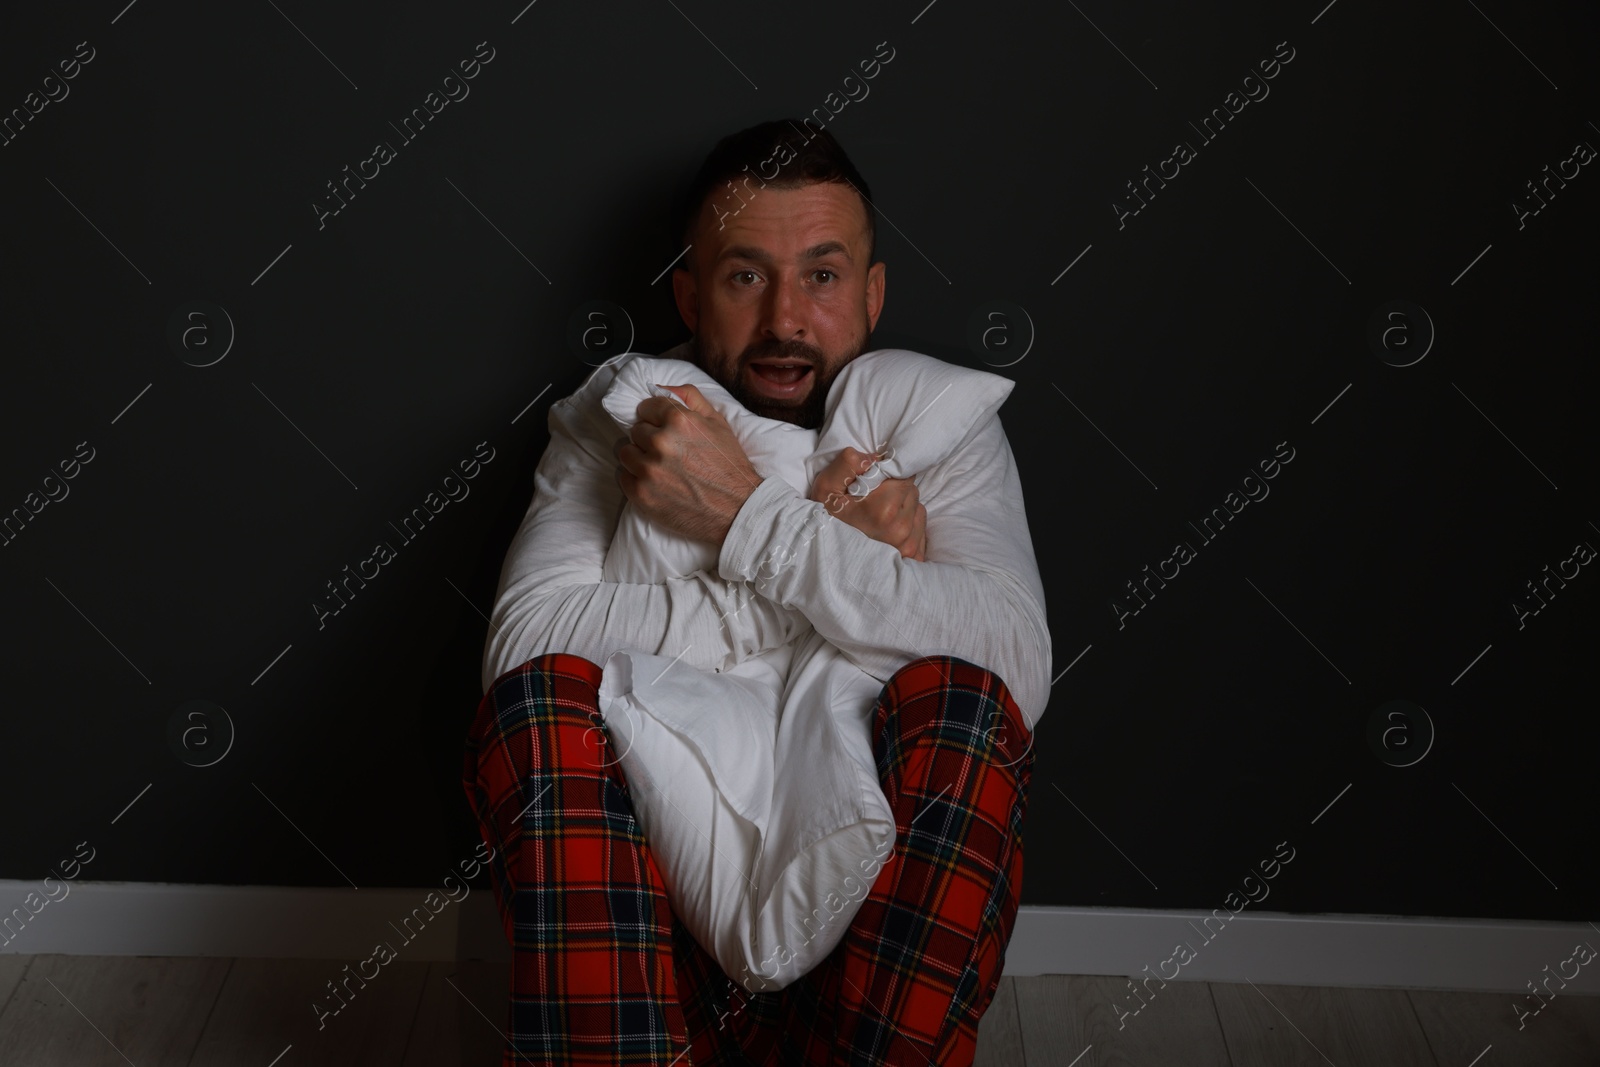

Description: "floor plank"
401 960 511 1066
1408 987 1600 1067
408 962 1032 1065
1014 974 1231 1067
974 975 1026 1067
0 954 231 1066
1210 981 1438 1066
187 956 429 1067
0 953 33 1015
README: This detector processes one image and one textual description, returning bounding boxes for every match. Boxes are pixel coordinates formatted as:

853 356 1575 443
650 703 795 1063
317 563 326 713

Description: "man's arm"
715 412 1053 729
481 360 811 694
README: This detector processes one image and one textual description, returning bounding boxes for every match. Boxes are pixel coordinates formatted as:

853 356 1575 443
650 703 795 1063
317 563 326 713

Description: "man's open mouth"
749 361 813 385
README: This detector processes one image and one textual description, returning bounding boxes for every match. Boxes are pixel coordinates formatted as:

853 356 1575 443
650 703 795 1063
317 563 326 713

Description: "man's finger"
811 447 863 502
812 451 848 499
833 447 881 494
662 382 712 415
915 503 928 560
634 395 680 427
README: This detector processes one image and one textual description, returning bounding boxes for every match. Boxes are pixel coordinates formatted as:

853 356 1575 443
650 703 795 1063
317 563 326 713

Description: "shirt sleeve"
481 359 813 695
715 411 1053 731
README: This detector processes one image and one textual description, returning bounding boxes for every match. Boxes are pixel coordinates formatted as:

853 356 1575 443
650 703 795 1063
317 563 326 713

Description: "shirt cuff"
718 474 812 584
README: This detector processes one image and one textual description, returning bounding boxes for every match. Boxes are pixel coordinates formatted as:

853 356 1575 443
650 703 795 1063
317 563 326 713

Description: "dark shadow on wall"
416 162 695 897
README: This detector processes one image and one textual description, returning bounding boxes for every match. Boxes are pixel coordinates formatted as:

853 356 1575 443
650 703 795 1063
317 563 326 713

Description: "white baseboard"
1002 905 1600 994
0 881 512 966
2 882 1596 995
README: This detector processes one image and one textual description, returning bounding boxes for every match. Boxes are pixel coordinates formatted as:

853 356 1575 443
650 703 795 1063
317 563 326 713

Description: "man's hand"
615 383 764 548
808 446 927 561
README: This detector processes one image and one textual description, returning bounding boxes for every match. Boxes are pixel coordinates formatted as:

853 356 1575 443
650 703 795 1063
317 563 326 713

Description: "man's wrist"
711 476 762 548
717 475 805 582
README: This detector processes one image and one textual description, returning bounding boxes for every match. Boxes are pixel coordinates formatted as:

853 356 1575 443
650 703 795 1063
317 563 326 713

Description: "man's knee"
467 651 612 781
481 651 603 716
887 653 1001 686
485 651 602 695
878 655 1031 765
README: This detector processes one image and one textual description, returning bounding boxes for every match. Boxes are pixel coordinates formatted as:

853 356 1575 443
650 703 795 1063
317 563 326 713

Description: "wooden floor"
1 954 1596 1064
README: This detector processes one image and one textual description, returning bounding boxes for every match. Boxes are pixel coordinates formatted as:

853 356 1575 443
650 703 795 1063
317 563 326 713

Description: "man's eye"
733 270 760 285
813 270 836 283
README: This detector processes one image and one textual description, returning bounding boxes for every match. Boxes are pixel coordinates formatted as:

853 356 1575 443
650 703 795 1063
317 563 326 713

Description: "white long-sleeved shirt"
482 345 1053 731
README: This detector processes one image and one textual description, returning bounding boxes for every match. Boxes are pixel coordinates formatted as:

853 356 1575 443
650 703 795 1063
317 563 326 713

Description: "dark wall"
1 0 1594 924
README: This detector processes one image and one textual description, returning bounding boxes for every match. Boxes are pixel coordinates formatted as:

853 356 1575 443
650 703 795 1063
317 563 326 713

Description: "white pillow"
809 347 1015 501
594 347 1016 989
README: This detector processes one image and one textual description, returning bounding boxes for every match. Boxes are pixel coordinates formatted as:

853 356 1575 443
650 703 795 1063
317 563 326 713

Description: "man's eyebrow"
719 241 854 264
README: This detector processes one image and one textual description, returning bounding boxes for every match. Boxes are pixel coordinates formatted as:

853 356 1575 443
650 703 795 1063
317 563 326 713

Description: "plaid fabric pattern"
463 651 1035 1066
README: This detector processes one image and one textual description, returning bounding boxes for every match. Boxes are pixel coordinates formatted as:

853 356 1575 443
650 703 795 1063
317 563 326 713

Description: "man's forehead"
717 239 853 265
701 183 868 260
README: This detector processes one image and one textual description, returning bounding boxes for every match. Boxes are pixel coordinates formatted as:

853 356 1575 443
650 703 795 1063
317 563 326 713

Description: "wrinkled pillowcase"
806 347 1016 501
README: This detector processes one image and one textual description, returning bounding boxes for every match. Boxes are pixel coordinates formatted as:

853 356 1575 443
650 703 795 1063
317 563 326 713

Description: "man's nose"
760 273 805 340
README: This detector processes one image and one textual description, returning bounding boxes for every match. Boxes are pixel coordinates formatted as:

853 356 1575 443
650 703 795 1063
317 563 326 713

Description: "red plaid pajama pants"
462 651 1035 1066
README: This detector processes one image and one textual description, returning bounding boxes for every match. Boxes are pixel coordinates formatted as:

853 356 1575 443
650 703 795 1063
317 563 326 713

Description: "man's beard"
693 334 865 430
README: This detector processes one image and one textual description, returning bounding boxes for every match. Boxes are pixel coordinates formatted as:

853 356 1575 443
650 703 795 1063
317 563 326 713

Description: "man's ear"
672 264 699 333
865 260 886 333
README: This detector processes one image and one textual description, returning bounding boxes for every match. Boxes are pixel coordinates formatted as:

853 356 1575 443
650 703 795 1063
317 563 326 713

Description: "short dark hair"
671 119 876 272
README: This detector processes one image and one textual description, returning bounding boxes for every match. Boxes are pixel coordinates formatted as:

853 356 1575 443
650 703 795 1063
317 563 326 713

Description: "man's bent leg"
464 652 729 1065
669 904 789 1065
777 655 1035 1067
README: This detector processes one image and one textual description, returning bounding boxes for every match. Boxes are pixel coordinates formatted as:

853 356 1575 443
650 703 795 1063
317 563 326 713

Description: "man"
464 119 1050 1066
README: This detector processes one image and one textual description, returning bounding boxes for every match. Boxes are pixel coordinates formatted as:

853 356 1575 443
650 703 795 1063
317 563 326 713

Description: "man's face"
671 181 886 429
